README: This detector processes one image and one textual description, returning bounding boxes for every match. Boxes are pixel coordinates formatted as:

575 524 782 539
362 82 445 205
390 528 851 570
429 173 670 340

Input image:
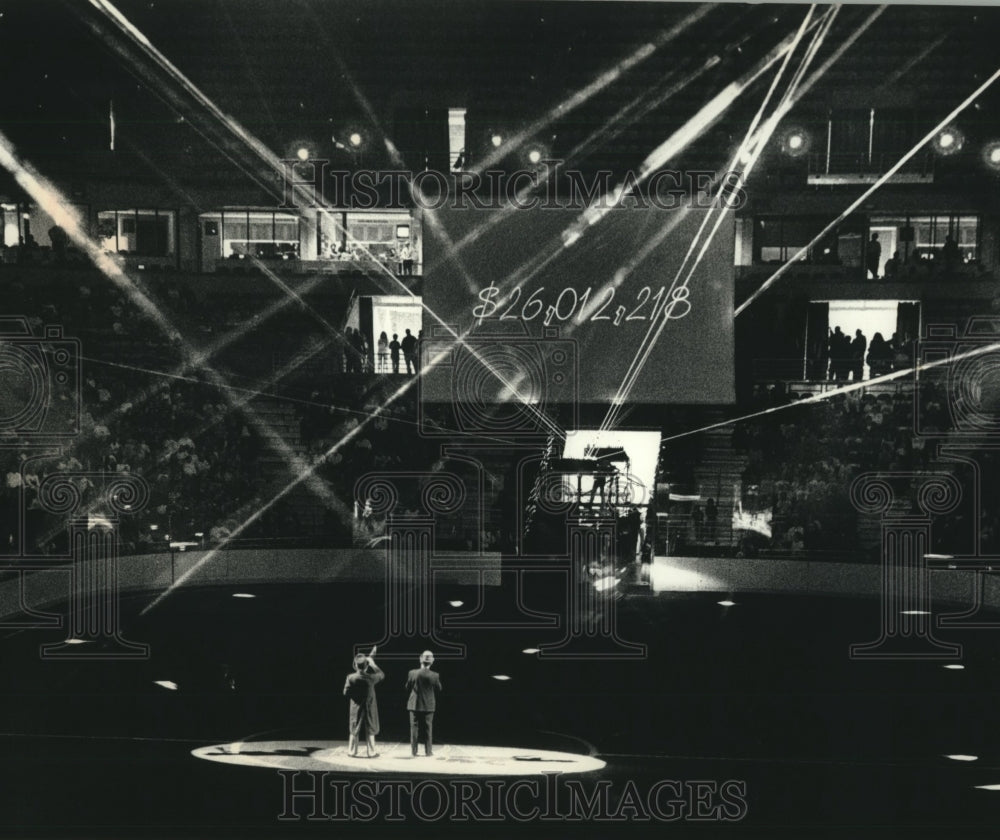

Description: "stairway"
246 396 331 538
691 425 749 550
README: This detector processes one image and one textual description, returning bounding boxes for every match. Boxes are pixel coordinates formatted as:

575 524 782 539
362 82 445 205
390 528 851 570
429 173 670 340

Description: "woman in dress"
343 648 383 757
377 331 389 373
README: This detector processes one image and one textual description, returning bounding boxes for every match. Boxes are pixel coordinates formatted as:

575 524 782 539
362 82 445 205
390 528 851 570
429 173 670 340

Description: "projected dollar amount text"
472 284 691 327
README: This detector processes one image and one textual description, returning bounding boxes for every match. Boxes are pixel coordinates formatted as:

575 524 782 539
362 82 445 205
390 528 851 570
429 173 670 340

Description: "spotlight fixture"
933 126 964 156
779 127 810 157
982 140 1000 171
286 140 318 162
522 141 550 168
333 128 366 155
490 132 504 148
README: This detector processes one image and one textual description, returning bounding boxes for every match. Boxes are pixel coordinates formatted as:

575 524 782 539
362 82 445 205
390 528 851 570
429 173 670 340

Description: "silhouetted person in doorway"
401 329 417 375
851 329 867 381
943 234 960 272
389 334 401 374
866 233 882 280
705 497 718 542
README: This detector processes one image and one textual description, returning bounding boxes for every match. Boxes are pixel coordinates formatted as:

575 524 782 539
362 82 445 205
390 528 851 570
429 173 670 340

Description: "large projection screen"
419 204 735 409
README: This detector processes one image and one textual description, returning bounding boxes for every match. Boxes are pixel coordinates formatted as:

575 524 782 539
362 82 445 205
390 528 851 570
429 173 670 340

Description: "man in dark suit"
401 329 418 375
406 650 442 756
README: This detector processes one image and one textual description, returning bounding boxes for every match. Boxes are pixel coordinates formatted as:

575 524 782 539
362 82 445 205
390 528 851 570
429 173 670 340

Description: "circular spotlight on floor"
901 610 931 615
448 600 464 608
522 648 540 655
153 680 179 691
780 127 811 157
943 664 965 670
64 638 89 645
945 754 979 762
232 592 256 599
933 126 964 156
491 674 512 681
717 600 736 607
982 141 1000 171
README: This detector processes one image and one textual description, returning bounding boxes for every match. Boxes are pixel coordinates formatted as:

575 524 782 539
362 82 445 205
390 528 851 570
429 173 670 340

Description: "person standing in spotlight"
406 650 442 757
343 649 384 758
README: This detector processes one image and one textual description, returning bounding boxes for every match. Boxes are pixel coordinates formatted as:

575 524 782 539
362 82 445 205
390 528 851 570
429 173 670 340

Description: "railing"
735 262 997 298
750 359 917 391
751 358 808 381
211 256 422 276
807 150 936 178
523 432 560 543
735 264 862 281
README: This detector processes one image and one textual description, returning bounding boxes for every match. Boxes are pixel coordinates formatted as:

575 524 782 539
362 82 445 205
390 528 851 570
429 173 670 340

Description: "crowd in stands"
318 239 418 275
0 268 435 556
733 385 933 555
2 223 420 277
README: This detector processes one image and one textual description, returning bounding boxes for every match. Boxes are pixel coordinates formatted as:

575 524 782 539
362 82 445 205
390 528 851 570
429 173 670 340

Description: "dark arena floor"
3 568 1000 839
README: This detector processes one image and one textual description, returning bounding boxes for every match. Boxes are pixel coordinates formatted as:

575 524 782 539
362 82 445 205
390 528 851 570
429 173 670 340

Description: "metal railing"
807 150 936 178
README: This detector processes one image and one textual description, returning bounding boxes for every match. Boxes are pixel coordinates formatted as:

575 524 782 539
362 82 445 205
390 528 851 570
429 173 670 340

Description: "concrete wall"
0 548 502 623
